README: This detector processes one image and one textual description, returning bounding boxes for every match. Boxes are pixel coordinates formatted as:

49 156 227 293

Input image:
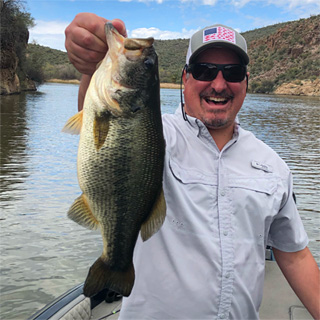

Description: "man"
65 13 320 319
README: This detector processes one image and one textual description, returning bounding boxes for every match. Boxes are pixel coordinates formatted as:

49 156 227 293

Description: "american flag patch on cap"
203 26 236 44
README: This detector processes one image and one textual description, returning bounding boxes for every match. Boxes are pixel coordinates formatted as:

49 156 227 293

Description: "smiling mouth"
204 96 231 105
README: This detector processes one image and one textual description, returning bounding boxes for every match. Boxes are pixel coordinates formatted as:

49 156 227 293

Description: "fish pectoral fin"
83 257 135 297
94 112 110 151
67 194 99 230
140 188 166 242
62 110 83 135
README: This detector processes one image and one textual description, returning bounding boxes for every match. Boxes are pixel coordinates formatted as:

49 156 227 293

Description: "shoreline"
45 79 182 89
45 79 320 96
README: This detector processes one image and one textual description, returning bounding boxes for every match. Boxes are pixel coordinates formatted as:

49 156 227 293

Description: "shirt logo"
251 160 273 173
203 26 236 44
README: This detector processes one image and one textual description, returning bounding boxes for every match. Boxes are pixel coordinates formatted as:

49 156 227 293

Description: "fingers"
111 18 127 38
65 13 127 75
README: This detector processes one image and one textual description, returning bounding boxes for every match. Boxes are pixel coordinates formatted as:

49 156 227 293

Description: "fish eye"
144 58 154 70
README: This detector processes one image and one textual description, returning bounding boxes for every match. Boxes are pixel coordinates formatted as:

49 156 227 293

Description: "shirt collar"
175 104 240 142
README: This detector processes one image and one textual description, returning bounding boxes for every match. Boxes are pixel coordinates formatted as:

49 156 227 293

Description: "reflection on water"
0 84 319 319
1 94 30 207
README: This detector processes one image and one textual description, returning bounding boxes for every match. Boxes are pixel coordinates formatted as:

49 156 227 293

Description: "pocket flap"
228 177 277 195
169 158 217 185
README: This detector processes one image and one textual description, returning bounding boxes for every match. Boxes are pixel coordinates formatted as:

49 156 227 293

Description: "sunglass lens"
224 65 246 82
192 64 217 81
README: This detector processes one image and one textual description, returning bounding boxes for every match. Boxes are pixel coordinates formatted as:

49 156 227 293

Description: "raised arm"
273 246 320 319
64 13 127 110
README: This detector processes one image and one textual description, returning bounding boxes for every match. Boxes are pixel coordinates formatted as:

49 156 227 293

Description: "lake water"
1 83 319 319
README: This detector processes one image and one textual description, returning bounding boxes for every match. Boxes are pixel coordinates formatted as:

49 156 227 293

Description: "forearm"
273 247 320 319
78 74 92 111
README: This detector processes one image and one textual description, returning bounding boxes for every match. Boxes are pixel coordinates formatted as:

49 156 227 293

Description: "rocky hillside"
244 14 320 95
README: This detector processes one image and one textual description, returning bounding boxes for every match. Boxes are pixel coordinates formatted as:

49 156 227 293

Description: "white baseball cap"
186 24 249 65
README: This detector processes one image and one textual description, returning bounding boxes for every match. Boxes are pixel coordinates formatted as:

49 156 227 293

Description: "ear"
246 72 250 92
182 65 189 86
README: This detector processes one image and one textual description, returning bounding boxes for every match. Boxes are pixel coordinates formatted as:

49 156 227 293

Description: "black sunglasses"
187 63 247 83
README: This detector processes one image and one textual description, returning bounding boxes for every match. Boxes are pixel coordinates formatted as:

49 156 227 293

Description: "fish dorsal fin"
140 188 166 241
67 194 99 230
93 112 110 151
62 110 83 135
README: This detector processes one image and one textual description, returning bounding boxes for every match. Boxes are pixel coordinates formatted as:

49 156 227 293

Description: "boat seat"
57 295 91 320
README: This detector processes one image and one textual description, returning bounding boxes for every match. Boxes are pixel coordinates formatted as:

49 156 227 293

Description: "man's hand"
64 13 127 110
65 13 127 75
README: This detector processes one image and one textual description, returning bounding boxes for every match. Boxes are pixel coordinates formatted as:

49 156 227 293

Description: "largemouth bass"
63 23 166 298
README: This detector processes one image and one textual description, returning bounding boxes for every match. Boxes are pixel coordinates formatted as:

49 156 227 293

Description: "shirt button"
220 190 226 196
219 314 225 319
223 230 228 236
225 273 230 278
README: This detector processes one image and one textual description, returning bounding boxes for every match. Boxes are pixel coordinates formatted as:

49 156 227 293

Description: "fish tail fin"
141 187 166 241
83 257 135 298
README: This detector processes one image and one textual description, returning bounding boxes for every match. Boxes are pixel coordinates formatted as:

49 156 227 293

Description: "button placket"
217 154 235 320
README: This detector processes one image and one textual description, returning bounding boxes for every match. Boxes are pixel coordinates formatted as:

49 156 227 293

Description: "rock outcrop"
0 40 36 95
274 79 320 96
0 0 36 95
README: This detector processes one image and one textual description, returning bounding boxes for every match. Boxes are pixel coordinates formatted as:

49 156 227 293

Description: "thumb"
111 19 127 38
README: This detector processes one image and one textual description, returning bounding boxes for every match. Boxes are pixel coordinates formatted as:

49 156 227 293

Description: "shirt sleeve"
267 171 309 252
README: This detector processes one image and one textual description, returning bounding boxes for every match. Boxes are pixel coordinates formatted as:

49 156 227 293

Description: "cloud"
29 20 70 51
129 27 198 39
267 0 320 11
121 0 320 9
30 20 69 35
230 0 320 10
28 19 197 51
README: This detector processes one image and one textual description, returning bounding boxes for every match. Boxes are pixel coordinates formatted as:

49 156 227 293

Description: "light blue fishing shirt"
119 107 308 320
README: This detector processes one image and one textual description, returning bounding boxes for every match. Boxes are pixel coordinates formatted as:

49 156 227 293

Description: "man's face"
183 47 248 133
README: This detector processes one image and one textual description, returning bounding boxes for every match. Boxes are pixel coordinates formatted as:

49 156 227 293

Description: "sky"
25 0 320 52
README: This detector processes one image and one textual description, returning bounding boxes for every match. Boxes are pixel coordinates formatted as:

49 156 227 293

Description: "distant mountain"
26 14 319 95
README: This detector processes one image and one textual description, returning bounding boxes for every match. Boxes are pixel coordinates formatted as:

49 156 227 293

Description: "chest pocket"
166 157 218 237
228 176 279 246
169 157 217 186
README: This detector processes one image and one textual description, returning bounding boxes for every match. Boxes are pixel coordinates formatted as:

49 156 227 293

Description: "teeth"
206 97 228 103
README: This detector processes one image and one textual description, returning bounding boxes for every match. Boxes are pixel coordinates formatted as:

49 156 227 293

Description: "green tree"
1 0 36 82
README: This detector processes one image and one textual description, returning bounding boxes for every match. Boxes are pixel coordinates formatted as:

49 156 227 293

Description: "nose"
210 70 227 92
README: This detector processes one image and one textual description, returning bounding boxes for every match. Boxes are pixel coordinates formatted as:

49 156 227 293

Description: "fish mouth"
105 23 153 61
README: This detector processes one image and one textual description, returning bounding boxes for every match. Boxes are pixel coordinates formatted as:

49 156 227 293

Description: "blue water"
0 83 319 319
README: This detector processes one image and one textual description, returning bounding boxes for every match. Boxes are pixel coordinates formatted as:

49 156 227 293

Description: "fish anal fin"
83 257 135 297
94 112 110 151
141 188 166 241
67 194 99 230
62 110 83 135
